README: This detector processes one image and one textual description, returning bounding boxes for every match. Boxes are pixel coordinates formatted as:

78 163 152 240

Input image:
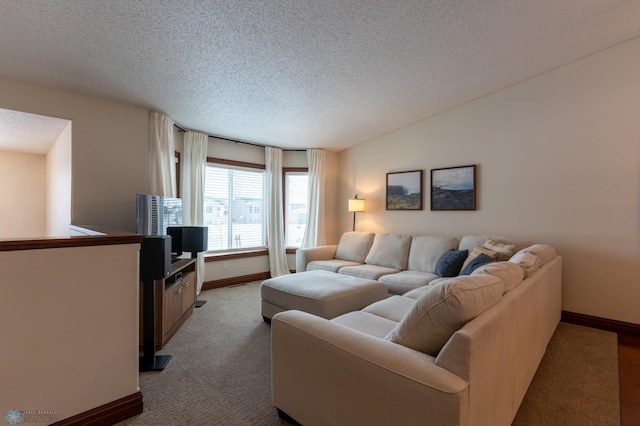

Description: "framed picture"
431 165 477 210
386 170 423 210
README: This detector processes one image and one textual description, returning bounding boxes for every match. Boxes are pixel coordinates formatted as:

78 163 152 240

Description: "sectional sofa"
272 232 562 425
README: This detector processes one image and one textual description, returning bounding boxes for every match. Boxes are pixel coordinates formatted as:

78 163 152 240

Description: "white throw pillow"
509 244 557 277
385 275 504 356
459 235 532 253
334 232 375 263
365 233 412 270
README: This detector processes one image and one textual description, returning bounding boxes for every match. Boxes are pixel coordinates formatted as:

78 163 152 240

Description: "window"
204 159 266 251
284 169 309 248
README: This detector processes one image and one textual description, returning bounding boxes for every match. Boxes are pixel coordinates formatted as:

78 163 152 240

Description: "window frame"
283 167 309 253
203 157 267 256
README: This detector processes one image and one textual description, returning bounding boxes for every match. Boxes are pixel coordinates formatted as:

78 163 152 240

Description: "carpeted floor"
118 282 619 426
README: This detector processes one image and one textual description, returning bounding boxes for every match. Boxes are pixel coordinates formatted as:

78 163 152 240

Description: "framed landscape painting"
431 165 476 210
386 170 423 210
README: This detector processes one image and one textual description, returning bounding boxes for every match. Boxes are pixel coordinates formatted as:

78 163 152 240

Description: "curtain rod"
173 123 306 152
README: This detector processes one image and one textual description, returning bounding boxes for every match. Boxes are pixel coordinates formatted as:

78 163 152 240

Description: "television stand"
139 258 197 354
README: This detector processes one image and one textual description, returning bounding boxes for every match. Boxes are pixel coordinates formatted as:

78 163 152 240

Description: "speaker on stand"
167 226 208 307
139 235 172 372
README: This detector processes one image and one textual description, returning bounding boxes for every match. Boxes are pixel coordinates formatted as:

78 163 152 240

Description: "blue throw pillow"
435 249 469 277
459 253 494 275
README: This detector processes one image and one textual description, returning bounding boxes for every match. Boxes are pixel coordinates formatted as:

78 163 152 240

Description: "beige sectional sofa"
272 232 562 425
296 232 534 294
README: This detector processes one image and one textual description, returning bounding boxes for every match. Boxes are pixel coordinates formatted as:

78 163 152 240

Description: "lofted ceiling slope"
1 1 639 151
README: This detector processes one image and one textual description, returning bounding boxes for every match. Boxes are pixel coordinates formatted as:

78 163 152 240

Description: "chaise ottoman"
260 270 388 321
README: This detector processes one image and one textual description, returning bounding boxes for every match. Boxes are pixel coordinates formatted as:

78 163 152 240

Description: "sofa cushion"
339 264 400 281
378 271 440 295
334 232 375 263
385 275 504 356
434 250 468 277
365 233 412 270
307 259 364 273
483 238 516 261
459 253 494 275
407 236 459 273
471 261 525 292
331 311 398 338
403 281 446 300
362 296 415 323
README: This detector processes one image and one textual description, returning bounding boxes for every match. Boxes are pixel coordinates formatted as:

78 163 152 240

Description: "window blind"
204 163 266 251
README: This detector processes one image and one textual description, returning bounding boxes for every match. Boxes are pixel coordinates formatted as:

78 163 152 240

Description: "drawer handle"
177 286 184 294
184 281 191 287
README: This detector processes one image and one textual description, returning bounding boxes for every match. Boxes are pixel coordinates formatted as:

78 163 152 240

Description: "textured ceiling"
1 1 639 151
0 109 70 154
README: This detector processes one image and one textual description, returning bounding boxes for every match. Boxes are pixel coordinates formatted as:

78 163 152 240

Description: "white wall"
0 242 141 422
0 77 149 231
337 38 640 324
0 150 46 238
46 122 72 237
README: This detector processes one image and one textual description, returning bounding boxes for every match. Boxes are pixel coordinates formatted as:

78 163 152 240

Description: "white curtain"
149 112 176 196
265 146 290 277
301 149 325 248
182 131 208 295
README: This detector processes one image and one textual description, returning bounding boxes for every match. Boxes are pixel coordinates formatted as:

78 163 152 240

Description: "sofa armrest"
295 245 337 272
271 310 469 425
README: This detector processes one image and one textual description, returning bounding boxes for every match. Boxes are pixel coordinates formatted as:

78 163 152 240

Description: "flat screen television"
136 193 183 236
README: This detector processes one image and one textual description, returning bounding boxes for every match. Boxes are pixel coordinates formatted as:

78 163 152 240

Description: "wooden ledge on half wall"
0 225 145 252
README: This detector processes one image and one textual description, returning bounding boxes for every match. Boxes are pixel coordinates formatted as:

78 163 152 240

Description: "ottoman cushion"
261 270 388 320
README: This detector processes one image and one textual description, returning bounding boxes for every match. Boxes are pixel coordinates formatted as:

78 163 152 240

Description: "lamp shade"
348 198 366 212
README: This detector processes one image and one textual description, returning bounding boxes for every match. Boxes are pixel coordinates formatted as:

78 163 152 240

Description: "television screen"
136 193 183 236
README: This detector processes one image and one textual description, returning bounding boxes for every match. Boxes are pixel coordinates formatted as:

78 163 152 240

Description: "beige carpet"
118 282 619 426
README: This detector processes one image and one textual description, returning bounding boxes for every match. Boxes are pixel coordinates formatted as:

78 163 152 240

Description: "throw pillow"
385 275 504 356
334 232 375 263
406 236 459 273
483 238 516 261
461 245 497 269
364 233 412 270
434 249 468 277
459 253 493 275
509 244 557 277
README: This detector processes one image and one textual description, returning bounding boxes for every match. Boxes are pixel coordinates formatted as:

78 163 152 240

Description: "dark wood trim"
561 311 640 337
202 271 270 290
205 249 268 261
619 334 640 426
285 248 298 254
0 232 144 251
53 391 143 426
277 408 301 425
206 157 265 170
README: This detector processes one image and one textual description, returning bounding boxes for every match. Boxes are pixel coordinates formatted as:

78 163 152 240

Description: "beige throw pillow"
334 232 375 263
364 233 412 270
385 275 504 356
483 238 516 261
461 245 497 269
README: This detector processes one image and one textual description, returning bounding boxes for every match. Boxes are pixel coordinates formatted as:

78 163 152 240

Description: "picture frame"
430 165 477 211
386 170 423 210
